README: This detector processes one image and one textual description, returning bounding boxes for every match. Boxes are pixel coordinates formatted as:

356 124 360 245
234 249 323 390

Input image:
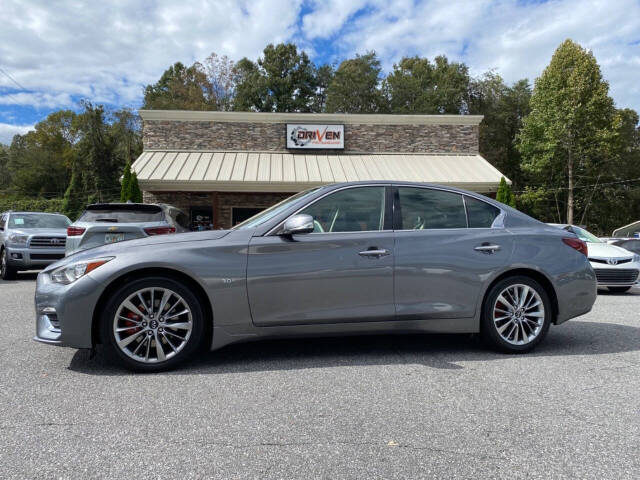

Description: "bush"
0 196 66 216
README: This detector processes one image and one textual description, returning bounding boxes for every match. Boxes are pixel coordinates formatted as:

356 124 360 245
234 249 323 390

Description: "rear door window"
465 196 501 228
78 207 164 223
397 187 467 230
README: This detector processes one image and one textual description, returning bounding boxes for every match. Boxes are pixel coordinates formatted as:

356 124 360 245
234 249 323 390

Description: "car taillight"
144 226 176 236
562 237 588 256
67 226 86 236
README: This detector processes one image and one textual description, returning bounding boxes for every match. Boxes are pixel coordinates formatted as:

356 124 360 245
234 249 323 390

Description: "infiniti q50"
34 182 597 371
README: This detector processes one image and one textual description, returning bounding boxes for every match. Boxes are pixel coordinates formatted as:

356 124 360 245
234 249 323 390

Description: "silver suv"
66 203 189 256
0 211 71 280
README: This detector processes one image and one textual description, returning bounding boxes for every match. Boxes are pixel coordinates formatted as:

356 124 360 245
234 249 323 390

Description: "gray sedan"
34 182 597 372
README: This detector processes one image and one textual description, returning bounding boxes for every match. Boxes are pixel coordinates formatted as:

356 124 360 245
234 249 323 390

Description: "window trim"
392 184 505 232
266 184 392 236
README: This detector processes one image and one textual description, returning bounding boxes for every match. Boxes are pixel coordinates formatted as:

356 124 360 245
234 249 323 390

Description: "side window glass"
398 187 466 230
465 196 501 228
0 214 5 229
300 187 385 233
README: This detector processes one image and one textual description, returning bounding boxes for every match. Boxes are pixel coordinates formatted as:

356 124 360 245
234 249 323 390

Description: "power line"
513 177 640 194
0 67 26 91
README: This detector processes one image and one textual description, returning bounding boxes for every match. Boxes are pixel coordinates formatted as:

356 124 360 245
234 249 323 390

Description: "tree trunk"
567 152 574 225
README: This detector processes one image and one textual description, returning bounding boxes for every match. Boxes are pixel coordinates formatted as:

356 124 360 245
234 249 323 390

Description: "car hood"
10 228 67 236
48 229 231 268
587 242 634 259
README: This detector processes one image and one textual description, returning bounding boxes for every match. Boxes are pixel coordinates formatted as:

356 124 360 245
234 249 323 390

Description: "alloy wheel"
113 287 193 363
492 283 545 346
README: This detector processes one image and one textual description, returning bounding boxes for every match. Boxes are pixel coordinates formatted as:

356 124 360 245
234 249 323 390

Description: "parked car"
66 203 189 256
548 224 640 292
600 220 640 256
0 211 70 280
35 181 597 372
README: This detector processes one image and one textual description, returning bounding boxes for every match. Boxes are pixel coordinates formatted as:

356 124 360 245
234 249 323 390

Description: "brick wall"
143 120 479 154
143 190 294 229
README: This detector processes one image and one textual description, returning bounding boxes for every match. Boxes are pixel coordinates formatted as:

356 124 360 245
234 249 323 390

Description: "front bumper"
6 246 66 270
590 261 640 287
33 270 105 348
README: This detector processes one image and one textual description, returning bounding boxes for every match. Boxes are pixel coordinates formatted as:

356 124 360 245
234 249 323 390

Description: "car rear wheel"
608 286 631 293
481 276 551 353
100 277 206 372
1 249 17 280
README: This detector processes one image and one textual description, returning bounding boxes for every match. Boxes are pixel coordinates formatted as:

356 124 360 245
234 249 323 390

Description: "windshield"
233 188 321 230
78 207 164 223
8 214 71 229
570 226 602 243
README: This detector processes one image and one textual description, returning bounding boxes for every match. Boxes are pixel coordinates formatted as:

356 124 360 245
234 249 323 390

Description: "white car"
549 224 640 293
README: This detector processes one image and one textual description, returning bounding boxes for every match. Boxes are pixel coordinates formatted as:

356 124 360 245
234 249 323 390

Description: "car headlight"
8 233 29 246
634 254 640 263
50 257 114 285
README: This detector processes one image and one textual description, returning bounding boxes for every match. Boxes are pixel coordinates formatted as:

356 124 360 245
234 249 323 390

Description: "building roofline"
139 110 483 126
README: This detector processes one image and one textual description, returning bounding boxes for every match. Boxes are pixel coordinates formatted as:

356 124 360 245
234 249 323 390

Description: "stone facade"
140 111 484 229
143 120 479 154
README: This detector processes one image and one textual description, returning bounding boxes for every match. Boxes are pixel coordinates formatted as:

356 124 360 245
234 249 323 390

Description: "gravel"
1 272 638 479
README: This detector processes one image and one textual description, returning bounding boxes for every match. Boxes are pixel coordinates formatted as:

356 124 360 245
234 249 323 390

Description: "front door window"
299 186 386 233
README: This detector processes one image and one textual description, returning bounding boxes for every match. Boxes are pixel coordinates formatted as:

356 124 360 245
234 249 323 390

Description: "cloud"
0 0 639 125
301 0 640 111
0 123 34 145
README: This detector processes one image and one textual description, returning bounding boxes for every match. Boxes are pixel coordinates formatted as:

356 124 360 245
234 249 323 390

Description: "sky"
1 0 639 144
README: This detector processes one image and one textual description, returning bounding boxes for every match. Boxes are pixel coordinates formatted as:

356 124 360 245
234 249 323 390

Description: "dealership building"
132 110 507 230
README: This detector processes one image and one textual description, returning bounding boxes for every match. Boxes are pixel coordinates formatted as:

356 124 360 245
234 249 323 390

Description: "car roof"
6 211 67 216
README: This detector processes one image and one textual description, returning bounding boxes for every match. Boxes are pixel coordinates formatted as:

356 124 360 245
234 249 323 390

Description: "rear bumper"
554 262 598 325
6 246 65 270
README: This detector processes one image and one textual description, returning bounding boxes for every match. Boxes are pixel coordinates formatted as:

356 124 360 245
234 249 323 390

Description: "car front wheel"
481 276 552 353
1 249 17 280
100 277 206 372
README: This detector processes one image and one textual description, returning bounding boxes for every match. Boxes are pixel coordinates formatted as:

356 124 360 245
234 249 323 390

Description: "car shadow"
68 320 640 376
0 271 39 283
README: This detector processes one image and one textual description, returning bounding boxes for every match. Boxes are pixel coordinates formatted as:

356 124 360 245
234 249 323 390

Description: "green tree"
325 52 385 113
62 168 86 220
6 110 77 197
384 55 469 114
468 73 531 189
143 62 214 110
495 177 516 207
120 160 132 201
517 39 617 225
127 172 143 203
0 144 11 190
233 43 318 112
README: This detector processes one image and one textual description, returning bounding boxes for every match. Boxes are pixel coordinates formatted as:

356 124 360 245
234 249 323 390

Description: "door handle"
358 248 391 258
474 244 501 253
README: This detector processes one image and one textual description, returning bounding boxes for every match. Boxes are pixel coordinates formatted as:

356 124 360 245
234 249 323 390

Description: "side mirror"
281 214 314 235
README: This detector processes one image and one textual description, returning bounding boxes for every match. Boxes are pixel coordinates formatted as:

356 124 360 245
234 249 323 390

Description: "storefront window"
190 206 213 231
232 207 265 226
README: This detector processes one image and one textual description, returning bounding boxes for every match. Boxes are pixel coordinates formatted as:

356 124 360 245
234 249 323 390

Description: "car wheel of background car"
100 276 206 372
0 248 17 280
481 275 552 353
608 286 631 293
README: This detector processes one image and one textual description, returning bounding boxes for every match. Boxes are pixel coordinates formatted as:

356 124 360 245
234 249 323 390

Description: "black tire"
1 248 17 280
480 275 552 353
100 276 206 372
608 286 631 293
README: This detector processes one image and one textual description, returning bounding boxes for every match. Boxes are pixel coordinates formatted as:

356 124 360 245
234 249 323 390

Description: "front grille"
30 253 65 260
590 258 632 265
594 268 639 284
30 236 66 248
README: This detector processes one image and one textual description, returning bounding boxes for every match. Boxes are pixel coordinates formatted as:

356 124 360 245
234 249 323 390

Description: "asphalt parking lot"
1 273 639 479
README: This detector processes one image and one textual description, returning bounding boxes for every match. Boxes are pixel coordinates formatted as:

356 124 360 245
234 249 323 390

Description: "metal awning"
132 150 509 193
